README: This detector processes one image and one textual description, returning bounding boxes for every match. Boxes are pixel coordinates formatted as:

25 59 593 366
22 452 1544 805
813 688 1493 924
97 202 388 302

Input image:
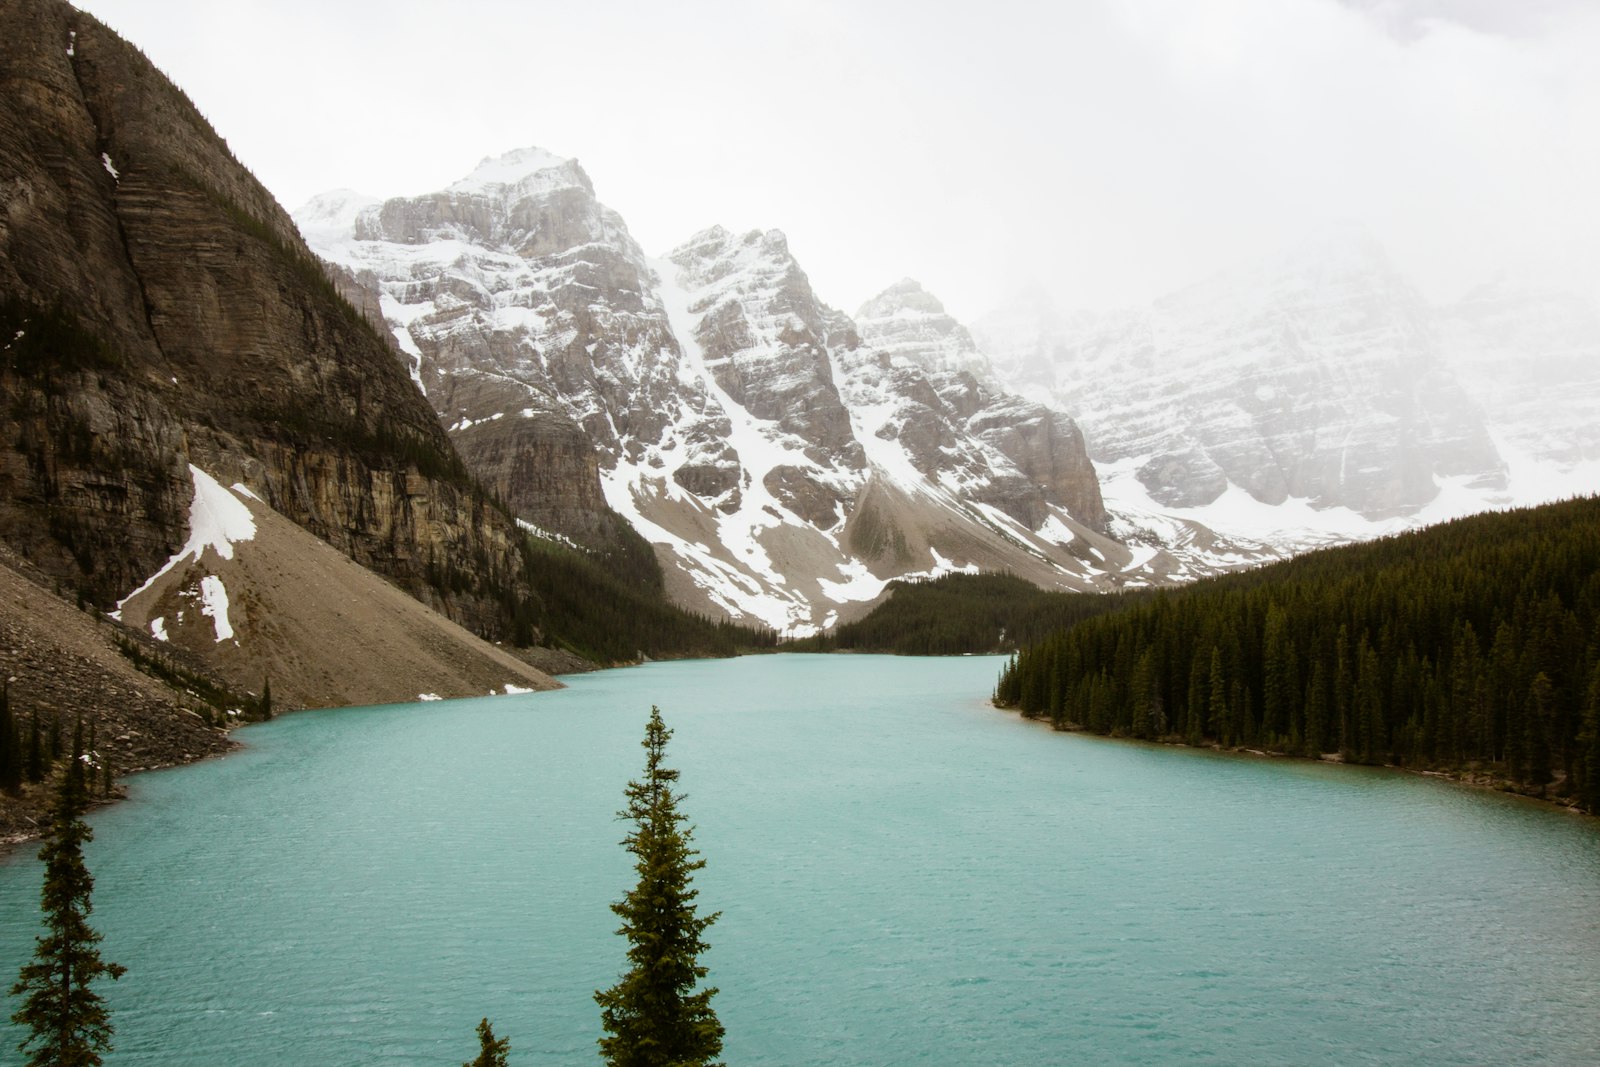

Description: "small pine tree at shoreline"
10 721 127 1066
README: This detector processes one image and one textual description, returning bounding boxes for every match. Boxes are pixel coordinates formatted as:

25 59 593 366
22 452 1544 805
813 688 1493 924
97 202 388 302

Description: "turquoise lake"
3 654 1599 1064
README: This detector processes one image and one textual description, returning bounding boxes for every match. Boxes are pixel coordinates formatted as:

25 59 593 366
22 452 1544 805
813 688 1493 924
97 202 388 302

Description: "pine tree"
1304 659 1329 758
1185 648 1208 745
258 678 273 722
26 712 45 784
10 722 127 1066
1207 648 1229 746
1579 662 1600 813
595 707 723 1067
463 1017 509 1067
1262 605 1296 747
1525 672 1555 795
0 682 21 795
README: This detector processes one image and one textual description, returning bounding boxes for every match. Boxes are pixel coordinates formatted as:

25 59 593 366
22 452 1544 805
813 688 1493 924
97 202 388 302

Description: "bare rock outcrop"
0 0 545 673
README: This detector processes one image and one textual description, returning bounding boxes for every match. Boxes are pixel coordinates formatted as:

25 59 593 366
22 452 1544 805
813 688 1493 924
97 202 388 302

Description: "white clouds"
79 0 1600 320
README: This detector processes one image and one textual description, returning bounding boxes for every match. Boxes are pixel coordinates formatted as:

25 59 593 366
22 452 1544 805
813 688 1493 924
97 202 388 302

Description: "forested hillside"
522 538 776 664
788 573 1145 655
995 497 1600 810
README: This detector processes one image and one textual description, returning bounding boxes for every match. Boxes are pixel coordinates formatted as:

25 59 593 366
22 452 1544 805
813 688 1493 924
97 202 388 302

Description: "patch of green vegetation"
0 297 123 389
996 495 1600 810
521 536 775 665
112 636 267 722
787 572 1145 656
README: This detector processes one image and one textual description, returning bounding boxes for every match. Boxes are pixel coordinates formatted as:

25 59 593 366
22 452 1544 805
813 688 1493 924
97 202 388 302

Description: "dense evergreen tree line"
524 537 775 665
789 573 1146 655
996 497 1600 810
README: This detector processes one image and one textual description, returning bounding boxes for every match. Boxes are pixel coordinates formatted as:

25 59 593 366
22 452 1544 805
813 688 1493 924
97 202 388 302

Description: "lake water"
3 654 1599 1065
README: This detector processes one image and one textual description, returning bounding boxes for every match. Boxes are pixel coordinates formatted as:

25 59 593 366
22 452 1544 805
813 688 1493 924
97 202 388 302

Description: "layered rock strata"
0 0 548 697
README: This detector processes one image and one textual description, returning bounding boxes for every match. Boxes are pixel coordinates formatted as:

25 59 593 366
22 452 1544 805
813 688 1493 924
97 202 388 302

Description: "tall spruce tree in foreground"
463 1017 510 1067
595 707 723 1067
10 723 126 1066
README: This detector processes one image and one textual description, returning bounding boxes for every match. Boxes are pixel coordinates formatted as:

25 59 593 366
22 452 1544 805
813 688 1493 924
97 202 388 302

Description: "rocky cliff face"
975 231 1507 521
300 151 1138 631
299 149 677 561
0 0 542 668
851 279 1106 532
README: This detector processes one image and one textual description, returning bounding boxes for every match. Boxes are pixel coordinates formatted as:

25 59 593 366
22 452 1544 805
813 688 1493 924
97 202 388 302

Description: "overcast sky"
78 0 1600 323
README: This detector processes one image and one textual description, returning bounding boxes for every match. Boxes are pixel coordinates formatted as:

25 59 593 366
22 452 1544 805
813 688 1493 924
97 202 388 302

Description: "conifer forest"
995 497 1600 810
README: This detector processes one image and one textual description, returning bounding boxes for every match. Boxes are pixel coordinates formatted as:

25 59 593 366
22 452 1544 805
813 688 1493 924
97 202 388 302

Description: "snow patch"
816 558 889 604
418 693 443 702
198 575 234 643
501 684 536 695
1034 514 1077 546
100 153 118 181
449 146 572 194
114 466 258 617
150 617 168 642
515 518 579 550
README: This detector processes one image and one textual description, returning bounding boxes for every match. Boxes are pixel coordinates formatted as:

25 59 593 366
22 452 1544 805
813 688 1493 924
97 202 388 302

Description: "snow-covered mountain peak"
855 278 992 380
447 145 577 195
860 277 938 311
976 233 1508 522
296 152 1145 631
667 226 815 311
293 188 381 245
669 226 791 264
1152 224 1412 333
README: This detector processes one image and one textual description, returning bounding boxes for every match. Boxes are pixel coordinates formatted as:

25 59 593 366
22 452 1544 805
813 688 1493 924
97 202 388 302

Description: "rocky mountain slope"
0 0 556 710
299 151 1151 632
975 231 1508 523
111 465 557 709
0 538 231 842
973 233 1599 566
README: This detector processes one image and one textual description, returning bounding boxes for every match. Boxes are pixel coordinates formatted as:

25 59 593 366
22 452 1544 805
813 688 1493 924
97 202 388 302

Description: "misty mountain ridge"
298 152 1594 620
296 147 1180 634
974 221 1597 551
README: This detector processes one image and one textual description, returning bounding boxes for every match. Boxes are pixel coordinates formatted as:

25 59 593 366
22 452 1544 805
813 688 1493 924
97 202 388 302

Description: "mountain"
850 278 1105 532
0 0 558 711
1435 279 1600 490
299 151 1149 633
975 229 1509 527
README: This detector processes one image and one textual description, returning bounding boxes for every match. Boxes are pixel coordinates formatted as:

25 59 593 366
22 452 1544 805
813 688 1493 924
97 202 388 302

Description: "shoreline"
0 663 605 855
994 701 1594 819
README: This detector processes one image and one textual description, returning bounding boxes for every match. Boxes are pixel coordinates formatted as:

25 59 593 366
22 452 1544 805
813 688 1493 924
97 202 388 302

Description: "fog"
79 0 1600 322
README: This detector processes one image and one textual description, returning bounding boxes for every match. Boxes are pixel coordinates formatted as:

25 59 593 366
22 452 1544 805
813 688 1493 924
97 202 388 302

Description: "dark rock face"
968 397 1107 530
0 0 534 639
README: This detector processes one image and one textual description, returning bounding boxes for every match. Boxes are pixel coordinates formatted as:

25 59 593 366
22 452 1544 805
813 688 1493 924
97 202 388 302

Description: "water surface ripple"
3 655 1597 1064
